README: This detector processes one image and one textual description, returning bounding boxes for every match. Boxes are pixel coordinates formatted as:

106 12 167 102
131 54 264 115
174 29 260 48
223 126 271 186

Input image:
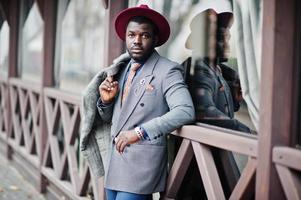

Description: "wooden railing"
42 87 96 200
164 124 258 200
0 77 97 199
8 78 41 168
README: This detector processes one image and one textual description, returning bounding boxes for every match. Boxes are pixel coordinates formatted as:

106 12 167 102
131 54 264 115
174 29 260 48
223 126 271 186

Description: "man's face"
216 27 231 60
125 21 158 62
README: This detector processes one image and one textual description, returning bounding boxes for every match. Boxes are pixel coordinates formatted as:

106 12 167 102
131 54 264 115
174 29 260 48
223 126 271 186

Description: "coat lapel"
113 51 160 136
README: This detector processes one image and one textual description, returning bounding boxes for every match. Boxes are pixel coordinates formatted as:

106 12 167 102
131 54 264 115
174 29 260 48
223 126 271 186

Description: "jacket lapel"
113 51 160 136
109 61 130 137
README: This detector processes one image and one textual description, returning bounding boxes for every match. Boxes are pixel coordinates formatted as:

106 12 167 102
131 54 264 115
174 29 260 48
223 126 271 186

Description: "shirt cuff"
140 126 150 140
96 97 113 108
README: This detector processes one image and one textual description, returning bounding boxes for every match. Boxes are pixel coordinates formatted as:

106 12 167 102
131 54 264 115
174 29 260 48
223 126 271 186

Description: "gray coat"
80 53 131 178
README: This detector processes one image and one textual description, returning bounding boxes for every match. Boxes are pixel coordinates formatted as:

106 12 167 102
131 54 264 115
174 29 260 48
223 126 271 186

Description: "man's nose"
134 35 142 44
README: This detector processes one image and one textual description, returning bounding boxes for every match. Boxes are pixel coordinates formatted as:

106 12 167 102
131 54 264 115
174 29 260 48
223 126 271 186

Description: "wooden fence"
0 79 300 200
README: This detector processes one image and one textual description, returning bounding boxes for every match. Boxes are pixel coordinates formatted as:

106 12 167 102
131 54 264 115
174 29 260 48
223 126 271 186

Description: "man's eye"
128 33 134 38
142 34 150 39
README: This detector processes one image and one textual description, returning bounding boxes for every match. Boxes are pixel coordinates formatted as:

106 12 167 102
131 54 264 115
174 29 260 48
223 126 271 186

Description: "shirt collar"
130 59 145 66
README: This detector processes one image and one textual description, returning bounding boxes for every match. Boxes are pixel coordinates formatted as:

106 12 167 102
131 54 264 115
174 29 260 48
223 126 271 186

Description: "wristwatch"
134 126 144 140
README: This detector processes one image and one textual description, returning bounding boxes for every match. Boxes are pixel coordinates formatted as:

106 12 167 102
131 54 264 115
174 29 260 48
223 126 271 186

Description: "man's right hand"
99 76 119 104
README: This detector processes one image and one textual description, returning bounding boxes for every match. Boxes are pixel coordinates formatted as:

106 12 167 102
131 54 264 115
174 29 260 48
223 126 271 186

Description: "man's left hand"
115 130 139 153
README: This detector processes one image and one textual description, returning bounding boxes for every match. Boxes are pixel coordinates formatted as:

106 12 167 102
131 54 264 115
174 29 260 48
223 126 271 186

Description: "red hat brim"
115 5 170 47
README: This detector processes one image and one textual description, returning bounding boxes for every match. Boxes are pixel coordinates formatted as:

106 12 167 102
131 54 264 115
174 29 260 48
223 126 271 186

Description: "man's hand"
115 130 140 153
99 76 119 104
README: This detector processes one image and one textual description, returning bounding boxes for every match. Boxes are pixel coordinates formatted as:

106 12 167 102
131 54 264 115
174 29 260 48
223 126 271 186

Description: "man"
80 4 195 200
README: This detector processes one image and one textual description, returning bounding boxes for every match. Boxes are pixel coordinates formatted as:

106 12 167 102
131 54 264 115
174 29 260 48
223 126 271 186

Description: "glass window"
0 21 9 77
20 1 44 83
55 0 105 94
128 0 262 134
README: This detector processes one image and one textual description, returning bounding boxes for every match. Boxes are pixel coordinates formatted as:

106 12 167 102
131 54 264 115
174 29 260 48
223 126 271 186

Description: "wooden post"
6 0 20 160
103 0 127 67
256 0 298 199
293 0 301 147
39 0 57 193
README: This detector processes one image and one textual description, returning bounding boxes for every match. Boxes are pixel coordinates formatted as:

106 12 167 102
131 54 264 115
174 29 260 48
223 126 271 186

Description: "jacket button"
154 136 157 139
140 103 144 107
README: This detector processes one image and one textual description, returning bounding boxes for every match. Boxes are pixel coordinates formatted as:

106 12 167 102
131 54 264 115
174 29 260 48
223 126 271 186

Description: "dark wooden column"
7 0 19 78
103 0 127 67
6 0 20 159
38 0 57 193
256 0 299 199
293 0 301 147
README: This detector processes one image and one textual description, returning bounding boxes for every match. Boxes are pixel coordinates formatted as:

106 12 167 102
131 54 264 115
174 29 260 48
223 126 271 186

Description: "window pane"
56 0 105 94
0 21 9 77
21 2 44 83
129 0 262 133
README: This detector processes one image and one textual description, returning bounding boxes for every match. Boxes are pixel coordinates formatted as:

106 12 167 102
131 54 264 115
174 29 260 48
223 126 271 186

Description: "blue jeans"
105 188 151 200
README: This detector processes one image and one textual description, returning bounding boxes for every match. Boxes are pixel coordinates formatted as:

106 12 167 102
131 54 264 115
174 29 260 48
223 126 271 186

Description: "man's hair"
128 16 159 36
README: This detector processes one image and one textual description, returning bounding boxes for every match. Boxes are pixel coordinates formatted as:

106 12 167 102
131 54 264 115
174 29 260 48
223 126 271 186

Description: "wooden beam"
103 0 127 67
256 0 298 199
165 139 193 198
192 141 225 200
273 147 301 171
275 164 301 200
172 125 258 157
230 158 256 200
44 87 81 105
9 78 40 92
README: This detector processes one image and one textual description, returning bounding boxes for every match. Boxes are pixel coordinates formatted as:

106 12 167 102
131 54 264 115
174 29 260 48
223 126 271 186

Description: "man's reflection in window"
189 10 250 133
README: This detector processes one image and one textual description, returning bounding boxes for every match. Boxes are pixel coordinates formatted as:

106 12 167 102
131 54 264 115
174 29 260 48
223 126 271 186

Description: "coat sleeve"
141 64 195 140
97 98 114 123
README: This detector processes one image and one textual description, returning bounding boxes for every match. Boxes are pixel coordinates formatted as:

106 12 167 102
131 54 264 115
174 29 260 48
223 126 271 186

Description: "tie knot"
131 62 141 71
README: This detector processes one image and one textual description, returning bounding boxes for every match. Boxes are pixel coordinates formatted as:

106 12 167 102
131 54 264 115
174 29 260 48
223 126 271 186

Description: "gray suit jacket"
98 51 195 194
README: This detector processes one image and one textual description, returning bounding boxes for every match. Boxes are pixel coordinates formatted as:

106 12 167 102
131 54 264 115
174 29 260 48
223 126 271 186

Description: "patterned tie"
121 62 141 104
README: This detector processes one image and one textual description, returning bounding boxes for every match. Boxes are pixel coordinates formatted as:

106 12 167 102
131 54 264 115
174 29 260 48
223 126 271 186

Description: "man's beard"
127 47 154 62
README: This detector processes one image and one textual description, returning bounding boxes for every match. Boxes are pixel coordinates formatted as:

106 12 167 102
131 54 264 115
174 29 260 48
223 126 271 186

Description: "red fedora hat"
115 4 170 47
